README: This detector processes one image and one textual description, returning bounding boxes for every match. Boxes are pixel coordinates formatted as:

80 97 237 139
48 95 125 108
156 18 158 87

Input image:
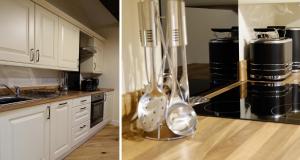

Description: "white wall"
0 65 60 87
96 25 119 124
122 0 162 93
185 7 238 64
239 3 300 60
275 3 300 26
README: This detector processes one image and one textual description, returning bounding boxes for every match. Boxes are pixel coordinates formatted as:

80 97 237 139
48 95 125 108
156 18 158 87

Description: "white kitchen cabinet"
0 0 35 64
35 5 59 67
80 38 104 74
58 18 80 71
0 105 50 160
104 91 114 122
50 100 72 160
71 96 91 147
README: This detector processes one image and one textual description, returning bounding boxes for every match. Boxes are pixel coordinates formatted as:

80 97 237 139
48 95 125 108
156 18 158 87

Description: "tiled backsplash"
0 65 61 87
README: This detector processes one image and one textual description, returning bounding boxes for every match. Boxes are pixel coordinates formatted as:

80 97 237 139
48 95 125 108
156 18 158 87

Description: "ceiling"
46 0 118 31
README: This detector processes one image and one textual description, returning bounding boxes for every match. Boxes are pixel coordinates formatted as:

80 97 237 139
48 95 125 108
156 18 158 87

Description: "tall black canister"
209 27 239 81
286 28 300 72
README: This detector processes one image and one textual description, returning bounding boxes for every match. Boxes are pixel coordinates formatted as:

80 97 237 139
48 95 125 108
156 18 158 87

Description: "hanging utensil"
165 0 197 136
179 46 189 102
137 0 167 132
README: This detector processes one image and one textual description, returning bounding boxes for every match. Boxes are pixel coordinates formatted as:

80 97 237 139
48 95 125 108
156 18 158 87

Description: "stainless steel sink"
0 96 32 105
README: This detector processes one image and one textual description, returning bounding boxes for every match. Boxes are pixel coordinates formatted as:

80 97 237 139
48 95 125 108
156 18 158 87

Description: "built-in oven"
90 93 104 128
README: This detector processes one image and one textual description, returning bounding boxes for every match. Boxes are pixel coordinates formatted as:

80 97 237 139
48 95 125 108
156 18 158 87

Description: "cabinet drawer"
71 120 90 147
51 99 72 108
72 104 90 126
73 96 91 107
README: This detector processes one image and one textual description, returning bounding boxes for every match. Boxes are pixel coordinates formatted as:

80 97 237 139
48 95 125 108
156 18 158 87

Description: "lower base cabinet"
0 95 113 160
0 105 50 160
50 100 72 160
104 92 114 122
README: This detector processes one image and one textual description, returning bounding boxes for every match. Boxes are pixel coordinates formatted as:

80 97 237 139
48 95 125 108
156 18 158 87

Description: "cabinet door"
50 100 71 160
104 92 114 121
0 105 50 160
58 18 79 71
0 0 34 64
94 39 104 73
35 5 59 67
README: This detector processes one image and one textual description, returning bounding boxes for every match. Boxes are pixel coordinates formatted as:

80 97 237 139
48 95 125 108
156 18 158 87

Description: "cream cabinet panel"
58 18 80 71
35 5 59 67
0 0 34 64
80 38 104 74
94 39 104 73
104 92 114 122
0 105 50 160
50 100 72 160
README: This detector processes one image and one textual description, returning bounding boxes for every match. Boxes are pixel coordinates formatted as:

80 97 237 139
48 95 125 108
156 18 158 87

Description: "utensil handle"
149 47 157 88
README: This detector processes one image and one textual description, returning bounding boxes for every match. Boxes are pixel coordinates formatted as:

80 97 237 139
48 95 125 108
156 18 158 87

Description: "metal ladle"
164 0 197 136
166 47 197 136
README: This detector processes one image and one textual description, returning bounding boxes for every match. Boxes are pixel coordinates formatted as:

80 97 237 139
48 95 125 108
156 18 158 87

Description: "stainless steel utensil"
179 46 189 102
166 47 197 136
137 0 167 132
137 47 167 132
165 0 197 136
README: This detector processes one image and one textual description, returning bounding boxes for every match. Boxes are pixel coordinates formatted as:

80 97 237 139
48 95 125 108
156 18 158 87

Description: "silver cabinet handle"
36 49 40 62
94 63 96 71
80 107 87 110
59 102 68 106
80 125 86 129
81 100 87 103
30 49 35 62
47 106 51 119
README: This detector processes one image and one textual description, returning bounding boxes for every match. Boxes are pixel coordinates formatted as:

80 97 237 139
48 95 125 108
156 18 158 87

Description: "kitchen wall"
160 1 238 66
239 2 300 60
185 7 238 64
275 3 300 27
96 25 120 124
122 0 162 93
0 65 60 87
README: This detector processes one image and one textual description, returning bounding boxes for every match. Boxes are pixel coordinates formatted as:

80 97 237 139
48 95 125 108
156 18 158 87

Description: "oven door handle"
91 100 105 104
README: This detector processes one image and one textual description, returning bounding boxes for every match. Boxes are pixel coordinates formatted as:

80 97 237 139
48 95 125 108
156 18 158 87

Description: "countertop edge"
0 88 114 114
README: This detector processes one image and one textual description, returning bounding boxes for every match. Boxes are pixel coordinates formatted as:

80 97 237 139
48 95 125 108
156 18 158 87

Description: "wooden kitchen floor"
65 125 119 160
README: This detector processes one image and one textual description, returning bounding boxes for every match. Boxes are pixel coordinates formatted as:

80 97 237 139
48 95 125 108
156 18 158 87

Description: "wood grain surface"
123 116 300 160
66 125 119 160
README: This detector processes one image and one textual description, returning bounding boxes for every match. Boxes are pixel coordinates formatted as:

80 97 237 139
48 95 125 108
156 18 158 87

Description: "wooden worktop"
122 73 300 160
0 88 114 113
124 116 300 160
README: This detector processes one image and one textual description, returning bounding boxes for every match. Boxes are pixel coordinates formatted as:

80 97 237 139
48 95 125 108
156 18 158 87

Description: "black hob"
193 82 300 124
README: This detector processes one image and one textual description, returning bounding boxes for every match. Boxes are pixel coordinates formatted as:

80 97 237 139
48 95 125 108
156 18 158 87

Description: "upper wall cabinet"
80 38 104 74
58 18 80 71
0 0 35 64
35 5 59 67
0 0 81 71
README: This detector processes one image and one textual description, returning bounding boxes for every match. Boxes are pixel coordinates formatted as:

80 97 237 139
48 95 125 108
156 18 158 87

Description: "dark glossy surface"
21 91 61 99
189 79 236 96
193 82 300 124
0 97 32 105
